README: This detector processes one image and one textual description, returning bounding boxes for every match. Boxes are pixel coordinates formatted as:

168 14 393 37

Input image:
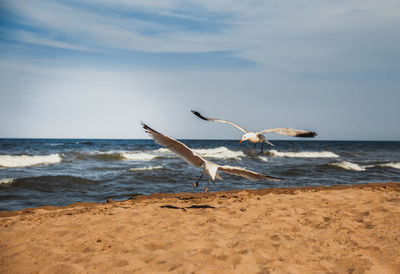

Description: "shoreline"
1 182 400 273
1 182 399 217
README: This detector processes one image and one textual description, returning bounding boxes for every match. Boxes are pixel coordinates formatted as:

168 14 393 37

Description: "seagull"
141 122 282 192
191 110 317 155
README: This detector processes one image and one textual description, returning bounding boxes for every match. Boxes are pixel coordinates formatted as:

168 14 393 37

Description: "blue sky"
0 0 399 140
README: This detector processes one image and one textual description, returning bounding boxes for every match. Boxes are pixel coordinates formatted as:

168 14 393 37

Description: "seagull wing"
142 122 205 167
191 110 248 133
258 128 317 137
218 165 282 181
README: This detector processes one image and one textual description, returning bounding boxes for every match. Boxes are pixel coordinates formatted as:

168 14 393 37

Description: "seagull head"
240 133 250 143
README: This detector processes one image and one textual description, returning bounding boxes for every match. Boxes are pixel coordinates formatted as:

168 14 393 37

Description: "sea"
0 139 399 211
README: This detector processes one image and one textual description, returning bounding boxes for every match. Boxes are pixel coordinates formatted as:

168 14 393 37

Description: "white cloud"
2 0 398 75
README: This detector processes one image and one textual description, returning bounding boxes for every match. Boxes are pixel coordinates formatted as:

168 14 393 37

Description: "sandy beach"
1 182 400 273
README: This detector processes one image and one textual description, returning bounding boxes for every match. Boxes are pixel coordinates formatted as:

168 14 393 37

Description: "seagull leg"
260 142 264 154
193 172 204 188
249 143 256 156
204 180 209 193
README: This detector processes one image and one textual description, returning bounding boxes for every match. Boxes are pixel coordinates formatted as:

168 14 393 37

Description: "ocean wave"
155 148 173 154
267 150 339 158
259 156 269 162
0 178 15 185
377 162 400 169
155 147 245 159
329 161 368 171
0 154 62 168
71 151 158 161
81 147 245 162
10 175 98 187
192 146 245 159
121 152 159 161
329 161 400 171
129 165 164 171
76 141 94 145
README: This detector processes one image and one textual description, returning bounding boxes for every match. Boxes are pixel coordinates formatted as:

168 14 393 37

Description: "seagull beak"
239 139 244 144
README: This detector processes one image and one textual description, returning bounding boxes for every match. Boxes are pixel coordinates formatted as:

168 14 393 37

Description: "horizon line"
0 137 399 142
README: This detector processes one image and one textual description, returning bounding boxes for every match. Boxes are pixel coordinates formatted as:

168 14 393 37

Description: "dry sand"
1 182 400 273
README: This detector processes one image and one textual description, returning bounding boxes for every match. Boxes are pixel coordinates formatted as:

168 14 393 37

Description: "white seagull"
141 122 282 192
192 110 317 155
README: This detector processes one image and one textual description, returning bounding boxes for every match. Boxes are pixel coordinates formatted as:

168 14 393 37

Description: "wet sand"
1 182 400 273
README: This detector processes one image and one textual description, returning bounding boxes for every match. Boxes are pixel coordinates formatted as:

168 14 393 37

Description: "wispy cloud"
1 0 399 74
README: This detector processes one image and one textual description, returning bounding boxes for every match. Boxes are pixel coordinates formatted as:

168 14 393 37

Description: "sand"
1 183 400 273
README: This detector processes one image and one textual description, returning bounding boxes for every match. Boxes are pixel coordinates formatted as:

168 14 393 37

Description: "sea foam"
0 178 15 185
192 146 245 159
0 154 62 168
268 150 339 158
329 161 367 171
259 156 269 162
126 147 245 160
378 162 400 169
329 161 400 171
121 152 158 161
129 165 164 171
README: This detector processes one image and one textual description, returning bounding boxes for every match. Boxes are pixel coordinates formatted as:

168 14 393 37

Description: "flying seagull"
191 110 317 155
141 122 282 192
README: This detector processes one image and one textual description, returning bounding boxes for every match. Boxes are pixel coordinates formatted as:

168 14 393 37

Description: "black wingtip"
141 122 161 134
191 110 209 121
296 132 317 138
140 121 149 130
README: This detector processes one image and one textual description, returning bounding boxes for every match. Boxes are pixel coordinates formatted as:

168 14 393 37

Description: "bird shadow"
160 204 215 211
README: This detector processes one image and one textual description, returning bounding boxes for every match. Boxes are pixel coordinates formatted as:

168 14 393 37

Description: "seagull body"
141 122 282 192
191 110 317 155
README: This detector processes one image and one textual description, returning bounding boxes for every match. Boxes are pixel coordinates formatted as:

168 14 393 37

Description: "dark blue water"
1 139 399 211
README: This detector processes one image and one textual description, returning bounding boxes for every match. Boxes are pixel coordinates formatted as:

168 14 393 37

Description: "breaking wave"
121 152 158 161
377 162 400 169
0 154 62 168
152 147 245 159
328 161 400 171
329 161 368 171
77 147 245 162
0 178 15 185
72 151 159 161
192 146 245 159
259 156 269 162
129 165 164 171
267 150 339 158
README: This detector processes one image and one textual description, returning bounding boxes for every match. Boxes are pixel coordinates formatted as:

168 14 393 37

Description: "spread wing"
191 110 248 133
141 122 205 167
218 165 282 181
258 128 317 137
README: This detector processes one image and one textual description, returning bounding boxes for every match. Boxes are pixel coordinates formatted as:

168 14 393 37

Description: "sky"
0 0 399 140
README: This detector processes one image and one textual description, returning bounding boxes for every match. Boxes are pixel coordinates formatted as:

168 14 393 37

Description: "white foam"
129 165 164 171
155 148 173 154
0 154 62 168
89 147 245 162
0 178 15 185
329 161 367 171
121 152 158 161
268 149 339 158
192 146 245 159
377 162 400 169
259 156 269 162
